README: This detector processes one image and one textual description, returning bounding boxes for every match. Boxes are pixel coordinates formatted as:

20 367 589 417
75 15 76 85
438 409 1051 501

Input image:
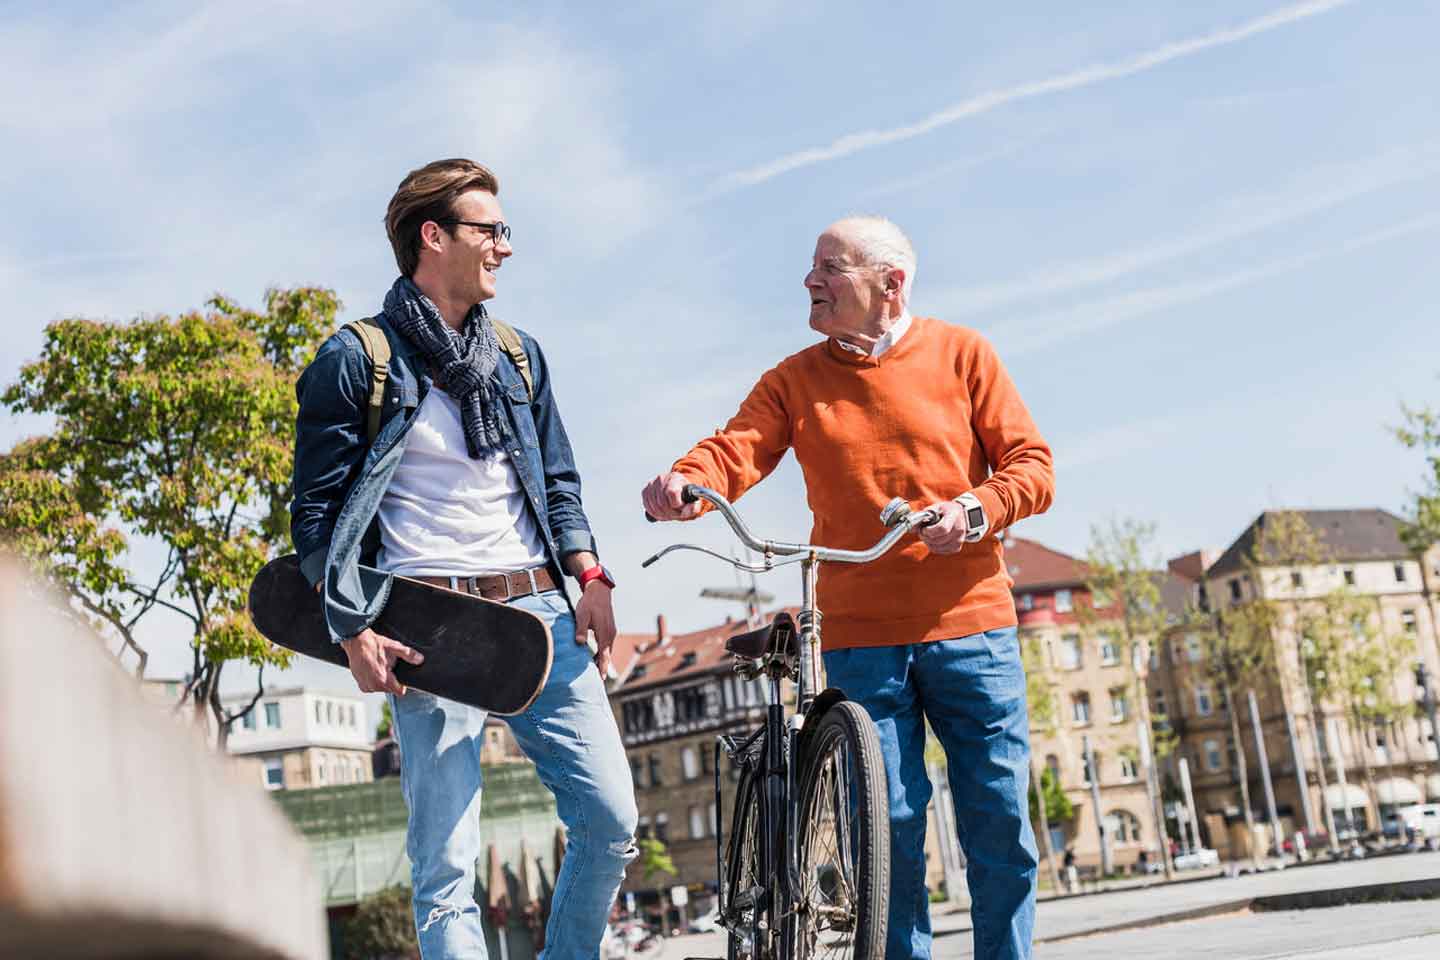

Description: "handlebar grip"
681 484 700 505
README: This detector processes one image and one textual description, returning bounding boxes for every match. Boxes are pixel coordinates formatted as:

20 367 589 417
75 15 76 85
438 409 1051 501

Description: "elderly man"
642 216 1054 959
292 159 636 958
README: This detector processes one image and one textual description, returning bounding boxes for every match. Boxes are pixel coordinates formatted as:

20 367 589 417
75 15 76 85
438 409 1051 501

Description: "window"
315 701 323 724
1291 571 1303 588
637 817 652 841
1055 590 1073 613
701 746 713 776
1185 634 1203 663
1197 583 1209 611
1060 634 1083 670
630 759 644 789
242 710 256 731
1203 739 1223 772
348 704 356 727
1045 754 1061 780
1229 579 1242 601
648 754 663 787
655 812 670 844
263 758 284 790
689 805 706 840
1395 563 1407 583
317 756 327 784
1402 609 1417 634
679 652 697 668
1104 810 1142 844
1153 688 1167 718
1100 634 1121 666
265 701 281 728
1109 687 1129 723
681 746 700 781
1343 568 1355 586
1118 753 1138 781
1083 752 1101 784
1072 692 1091 725
1194 684 1213 717
1018 594 1033 612
327 702 335 725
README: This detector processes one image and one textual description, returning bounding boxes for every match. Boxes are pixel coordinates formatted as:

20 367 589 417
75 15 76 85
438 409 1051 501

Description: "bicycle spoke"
797 737 866 959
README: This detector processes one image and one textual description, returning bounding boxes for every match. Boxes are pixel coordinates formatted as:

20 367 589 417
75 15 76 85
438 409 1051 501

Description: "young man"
642 217 1055 959
292 159 636 959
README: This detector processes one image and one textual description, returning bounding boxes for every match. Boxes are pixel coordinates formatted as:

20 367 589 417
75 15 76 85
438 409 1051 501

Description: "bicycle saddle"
724 612 798 661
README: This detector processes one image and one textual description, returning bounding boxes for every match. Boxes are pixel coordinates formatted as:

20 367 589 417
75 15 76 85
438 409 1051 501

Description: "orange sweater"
672 316 1054 650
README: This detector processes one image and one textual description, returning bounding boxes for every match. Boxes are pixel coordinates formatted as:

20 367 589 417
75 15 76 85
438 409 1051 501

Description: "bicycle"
643 484 938 960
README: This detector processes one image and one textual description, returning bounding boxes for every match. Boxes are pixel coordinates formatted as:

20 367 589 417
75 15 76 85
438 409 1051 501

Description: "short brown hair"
385 159 500 277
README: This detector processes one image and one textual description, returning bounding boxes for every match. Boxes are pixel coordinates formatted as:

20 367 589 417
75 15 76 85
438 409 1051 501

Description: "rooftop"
1207 508 1412 578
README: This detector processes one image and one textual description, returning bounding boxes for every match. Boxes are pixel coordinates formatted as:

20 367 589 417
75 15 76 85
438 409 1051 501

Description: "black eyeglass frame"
435 219 511 244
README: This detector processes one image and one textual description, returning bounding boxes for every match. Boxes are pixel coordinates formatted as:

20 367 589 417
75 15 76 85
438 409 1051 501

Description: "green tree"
637 838 677 883
343 884 419 960
377 699 394 740
1394 397 1440 669
0 288 337 745
1083 517 1174 877
1028 764 1074 826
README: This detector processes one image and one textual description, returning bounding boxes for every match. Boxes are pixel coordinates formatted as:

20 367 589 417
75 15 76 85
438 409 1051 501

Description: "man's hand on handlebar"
641 471 703 522
916 500 969 555
340 627 424 696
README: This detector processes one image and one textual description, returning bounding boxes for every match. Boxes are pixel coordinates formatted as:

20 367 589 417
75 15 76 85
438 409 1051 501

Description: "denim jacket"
289 312 597 643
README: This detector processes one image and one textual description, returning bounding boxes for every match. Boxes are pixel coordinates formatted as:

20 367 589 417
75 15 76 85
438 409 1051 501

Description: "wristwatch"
954 492 988 543
578 564 617 591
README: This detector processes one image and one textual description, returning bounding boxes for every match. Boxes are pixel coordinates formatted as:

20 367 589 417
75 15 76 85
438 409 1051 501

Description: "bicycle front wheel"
794 700 889 959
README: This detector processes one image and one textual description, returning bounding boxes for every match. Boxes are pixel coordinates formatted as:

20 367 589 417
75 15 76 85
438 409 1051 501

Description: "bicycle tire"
723 769 765 960
793 700 889 960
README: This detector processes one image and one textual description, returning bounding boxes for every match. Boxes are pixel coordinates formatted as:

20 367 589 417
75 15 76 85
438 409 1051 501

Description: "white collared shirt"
834 309 913 358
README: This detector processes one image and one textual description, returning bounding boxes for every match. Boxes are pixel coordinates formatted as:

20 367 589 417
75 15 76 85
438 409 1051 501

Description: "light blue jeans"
389 590 638 959
823 627 1038 960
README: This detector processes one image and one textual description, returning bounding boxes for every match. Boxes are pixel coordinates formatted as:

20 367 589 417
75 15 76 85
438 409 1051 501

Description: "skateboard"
247 554 553 715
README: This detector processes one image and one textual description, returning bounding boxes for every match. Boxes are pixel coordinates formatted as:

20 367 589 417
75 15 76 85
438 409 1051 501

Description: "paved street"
652 851 1440 959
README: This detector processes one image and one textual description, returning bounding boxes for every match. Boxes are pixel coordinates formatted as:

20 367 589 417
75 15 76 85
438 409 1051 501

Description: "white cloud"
712 0 1358 191
931 141 1440 317
991 211 1440 355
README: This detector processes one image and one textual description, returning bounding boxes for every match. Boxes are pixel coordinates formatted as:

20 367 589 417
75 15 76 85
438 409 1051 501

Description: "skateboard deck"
248 554 553 715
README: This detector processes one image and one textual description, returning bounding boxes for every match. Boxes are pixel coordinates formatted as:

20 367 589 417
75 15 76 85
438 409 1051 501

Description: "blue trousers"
823 627 1037 960
389 590 638 959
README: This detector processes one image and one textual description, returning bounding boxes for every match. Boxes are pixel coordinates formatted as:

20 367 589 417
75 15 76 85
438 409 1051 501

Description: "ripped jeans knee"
418 901 464 935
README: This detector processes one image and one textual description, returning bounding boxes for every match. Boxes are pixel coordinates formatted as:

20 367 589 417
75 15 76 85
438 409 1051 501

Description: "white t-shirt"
377 390 548 576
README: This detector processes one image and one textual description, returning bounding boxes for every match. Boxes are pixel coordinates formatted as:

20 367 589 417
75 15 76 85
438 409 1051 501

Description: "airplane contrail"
715 0 1358 191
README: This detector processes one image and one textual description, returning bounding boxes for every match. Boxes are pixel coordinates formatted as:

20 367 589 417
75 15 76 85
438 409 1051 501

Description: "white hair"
830 215 917 304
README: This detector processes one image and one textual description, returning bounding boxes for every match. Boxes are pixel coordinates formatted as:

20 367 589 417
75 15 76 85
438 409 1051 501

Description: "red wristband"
578 564 615 590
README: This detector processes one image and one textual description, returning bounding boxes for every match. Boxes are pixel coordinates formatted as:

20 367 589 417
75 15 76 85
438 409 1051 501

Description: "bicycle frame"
643 485 935 959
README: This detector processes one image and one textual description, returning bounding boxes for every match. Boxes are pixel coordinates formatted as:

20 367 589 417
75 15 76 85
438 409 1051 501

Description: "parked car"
1396 803 1440 842
1172 848 1220 871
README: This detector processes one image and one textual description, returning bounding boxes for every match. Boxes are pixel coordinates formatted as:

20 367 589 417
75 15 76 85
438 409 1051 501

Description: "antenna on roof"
700 547 773 627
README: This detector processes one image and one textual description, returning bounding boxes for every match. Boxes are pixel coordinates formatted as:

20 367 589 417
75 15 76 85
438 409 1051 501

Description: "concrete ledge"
0 558 327 959
1252 876 1440 911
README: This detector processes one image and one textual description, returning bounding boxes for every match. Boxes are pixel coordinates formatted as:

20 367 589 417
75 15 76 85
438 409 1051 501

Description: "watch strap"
954 492 988 542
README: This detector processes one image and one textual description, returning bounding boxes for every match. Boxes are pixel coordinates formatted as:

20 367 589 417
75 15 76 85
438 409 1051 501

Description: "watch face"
966 506 985 528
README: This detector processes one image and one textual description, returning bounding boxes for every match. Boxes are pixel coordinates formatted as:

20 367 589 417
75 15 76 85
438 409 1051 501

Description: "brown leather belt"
415 566 559 603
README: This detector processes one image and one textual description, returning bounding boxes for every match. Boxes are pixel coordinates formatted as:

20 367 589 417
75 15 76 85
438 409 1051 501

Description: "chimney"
656 614 668 645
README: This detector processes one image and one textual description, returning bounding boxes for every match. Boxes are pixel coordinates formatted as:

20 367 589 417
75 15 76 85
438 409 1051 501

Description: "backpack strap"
492 319 534 403
342 316 392 445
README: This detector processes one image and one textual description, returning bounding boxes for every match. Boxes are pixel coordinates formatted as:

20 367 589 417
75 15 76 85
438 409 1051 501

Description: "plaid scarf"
382 276 510 459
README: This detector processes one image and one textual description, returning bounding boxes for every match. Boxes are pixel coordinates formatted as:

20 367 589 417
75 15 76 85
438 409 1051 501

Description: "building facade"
1006 537 1173 876
223 686 376 792
1154 509 1440 857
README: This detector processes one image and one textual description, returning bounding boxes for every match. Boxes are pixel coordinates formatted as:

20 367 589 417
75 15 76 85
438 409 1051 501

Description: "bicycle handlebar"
641 484 939 571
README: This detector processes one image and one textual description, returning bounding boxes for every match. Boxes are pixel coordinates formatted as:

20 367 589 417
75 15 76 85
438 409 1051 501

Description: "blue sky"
2 0 1437 697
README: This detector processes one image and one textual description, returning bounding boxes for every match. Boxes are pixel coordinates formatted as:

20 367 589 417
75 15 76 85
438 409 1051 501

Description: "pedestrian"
643 216 1055 959
291 158 637 958
1063 848 1078 894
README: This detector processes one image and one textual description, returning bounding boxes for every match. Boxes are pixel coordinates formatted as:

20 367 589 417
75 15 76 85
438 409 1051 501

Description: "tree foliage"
343 884 419 960
1028 765 1074 825
637 838 677 882
0 288 337 741
1394 398 1440 555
